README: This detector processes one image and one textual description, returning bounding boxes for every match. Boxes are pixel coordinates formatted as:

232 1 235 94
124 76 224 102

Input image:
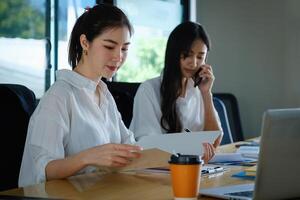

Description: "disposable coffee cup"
169 154 203 200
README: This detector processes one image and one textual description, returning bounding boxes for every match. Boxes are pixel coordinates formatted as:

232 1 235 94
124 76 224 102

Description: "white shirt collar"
56 69 102 91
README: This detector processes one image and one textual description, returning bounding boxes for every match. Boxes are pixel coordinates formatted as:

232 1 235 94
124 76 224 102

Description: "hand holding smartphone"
193 67 203 87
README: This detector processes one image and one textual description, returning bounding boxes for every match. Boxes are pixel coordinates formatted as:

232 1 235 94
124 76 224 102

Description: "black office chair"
213 93 244 142
105 81 141 128
0 84 37 191
213 97 233 145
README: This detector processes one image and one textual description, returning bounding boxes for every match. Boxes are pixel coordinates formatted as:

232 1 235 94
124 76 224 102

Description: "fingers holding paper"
202 143 216 164
81 143 142 167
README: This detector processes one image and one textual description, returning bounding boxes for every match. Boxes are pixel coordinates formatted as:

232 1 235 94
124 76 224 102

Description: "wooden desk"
0 144 254 200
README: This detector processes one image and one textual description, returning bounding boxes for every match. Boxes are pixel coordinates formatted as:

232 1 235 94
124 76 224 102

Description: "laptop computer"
200 108 300 199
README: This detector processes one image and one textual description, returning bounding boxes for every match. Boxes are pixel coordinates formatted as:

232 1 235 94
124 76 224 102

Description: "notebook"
200 108 300 199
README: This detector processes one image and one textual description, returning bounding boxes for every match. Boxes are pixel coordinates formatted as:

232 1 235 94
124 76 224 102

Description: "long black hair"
68 4 133 69
160 21 211 133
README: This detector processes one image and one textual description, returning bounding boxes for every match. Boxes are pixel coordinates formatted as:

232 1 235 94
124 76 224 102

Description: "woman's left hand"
202 142 216 164
198 64 215 94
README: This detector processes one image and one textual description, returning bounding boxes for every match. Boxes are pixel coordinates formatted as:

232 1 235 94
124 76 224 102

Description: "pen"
184 128 191 133
202 167 224 174
214 166 224 173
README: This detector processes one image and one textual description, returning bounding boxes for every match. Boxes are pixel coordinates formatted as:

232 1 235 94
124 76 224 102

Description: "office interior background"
0 0 299 139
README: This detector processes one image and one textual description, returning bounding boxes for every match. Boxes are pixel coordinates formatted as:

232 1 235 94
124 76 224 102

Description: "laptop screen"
200 108 300 200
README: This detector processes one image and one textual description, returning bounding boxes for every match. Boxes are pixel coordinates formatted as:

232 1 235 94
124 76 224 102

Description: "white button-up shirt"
19 69 135 187
129 76 221 140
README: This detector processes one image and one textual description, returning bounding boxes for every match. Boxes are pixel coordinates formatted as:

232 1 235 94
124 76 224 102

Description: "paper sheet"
137 131 221 155
96 148 171 173
120 148 171 171
97 131 221 173
236 146 260 158
208 153 257 164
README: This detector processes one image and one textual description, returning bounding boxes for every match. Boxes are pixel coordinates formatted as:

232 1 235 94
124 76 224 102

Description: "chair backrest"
213 97 233 145
105 81 141 128
213 93 244 142
0 84 37 191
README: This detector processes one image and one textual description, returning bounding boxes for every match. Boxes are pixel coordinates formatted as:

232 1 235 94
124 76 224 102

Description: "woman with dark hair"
130 22 222 162
19 4 141 187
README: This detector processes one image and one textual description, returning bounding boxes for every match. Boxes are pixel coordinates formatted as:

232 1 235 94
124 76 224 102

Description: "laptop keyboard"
225 190 253 197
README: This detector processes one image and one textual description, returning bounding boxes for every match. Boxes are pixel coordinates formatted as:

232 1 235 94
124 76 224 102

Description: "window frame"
48 0 190 86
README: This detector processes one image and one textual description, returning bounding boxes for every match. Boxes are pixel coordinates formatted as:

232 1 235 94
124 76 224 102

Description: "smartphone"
193 67 203 87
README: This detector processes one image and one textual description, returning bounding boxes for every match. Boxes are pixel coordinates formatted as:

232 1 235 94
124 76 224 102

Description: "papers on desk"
232 171 256 180
232 165 257 180
97 148 171 173
136 165 226 176
209 142 260 165
236 146 260 159
244 165 257 176
120 148 171 171
116 131 221 172
137 131 221 155
208 153 257 165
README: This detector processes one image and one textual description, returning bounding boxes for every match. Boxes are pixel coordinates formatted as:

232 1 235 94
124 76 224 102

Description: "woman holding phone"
130 22 222 163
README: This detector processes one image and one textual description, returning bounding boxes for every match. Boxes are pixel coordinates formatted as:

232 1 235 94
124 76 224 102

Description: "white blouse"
19 69 135 187
129 76 221 140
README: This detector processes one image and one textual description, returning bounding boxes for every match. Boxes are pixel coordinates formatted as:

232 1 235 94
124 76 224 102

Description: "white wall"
196 0 300 138
285 0 300 106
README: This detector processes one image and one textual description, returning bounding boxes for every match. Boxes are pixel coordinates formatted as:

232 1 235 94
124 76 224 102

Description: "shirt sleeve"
26 94 69 184
129 83 163 141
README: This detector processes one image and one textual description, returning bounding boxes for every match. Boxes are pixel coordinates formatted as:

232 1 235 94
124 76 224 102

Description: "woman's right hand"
202 143 216 164
80 143 142 167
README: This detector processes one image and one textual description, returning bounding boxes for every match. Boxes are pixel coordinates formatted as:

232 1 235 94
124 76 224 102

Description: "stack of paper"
108 131 222 172
208 153 257 165
244 165 257 177
236 146 260 159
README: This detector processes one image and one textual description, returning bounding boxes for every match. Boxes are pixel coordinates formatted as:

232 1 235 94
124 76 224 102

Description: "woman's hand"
80 143 142 167
197 64 215 94
46 143 141 181
202 143 216 164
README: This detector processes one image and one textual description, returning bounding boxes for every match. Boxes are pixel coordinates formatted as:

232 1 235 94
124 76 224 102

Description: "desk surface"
0 142 253 200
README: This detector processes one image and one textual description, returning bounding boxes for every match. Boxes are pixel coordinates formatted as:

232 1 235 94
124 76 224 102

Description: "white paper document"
236 146 260 158
137 131 221 156
208 153 257 164
209 153 249 163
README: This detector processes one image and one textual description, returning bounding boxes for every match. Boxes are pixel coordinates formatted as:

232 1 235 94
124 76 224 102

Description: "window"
57 0 95 70
0 0 190 97
0 0 46 98
116 0 186 82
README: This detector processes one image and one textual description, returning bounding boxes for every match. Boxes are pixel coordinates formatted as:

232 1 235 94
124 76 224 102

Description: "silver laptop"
200 108 300 199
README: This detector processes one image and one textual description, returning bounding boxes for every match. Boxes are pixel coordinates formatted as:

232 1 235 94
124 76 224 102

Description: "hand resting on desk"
46 144 142 181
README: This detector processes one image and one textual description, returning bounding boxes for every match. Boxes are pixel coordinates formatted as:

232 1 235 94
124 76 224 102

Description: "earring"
83 49 88 56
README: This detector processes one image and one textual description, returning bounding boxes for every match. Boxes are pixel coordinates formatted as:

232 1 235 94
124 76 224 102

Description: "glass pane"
0 0 46 98
57 0 95 70
116 0 183 82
